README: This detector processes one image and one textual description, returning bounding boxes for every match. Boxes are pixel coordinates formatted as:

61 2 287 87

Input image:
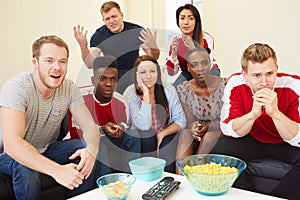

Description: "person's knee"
70 139 86 149
203 131 221 145
125 130 140 138
123 131 140 143
177 129 193 154
178 129 193 143
12 162 40 185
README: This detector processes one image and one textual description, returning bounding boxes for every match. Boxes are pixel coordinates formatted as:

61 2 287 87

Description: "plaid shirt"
125 83 186 132
151 103 163 132
140 96 163 132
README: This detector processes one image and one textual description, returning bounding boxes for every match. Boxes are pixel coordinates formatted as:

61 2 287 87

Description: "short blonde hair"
241 43 277 72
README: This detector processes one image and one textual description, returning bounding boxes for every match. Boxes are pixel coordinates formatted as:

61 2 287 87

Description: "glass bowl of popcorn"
176 154 247 196
96 173 136 200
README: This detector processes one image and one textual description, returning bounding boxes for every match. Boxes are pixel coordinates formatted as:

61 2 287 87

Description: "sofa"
0 173 67 200
233 158 292 196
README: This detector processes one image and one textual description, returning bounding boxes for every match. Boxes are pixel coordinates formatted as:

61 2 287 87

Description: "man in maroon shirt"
68 55 140 173
211 43 300 200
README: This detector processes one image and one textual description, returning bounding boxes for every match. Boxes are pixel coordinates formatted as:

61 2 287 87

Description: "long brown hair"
133 55 170 126
176 4 204 46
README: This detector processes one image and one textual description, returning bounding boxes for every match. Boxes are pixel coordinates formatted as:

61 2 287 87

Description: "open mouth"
110 24 117 29
50 74 61 79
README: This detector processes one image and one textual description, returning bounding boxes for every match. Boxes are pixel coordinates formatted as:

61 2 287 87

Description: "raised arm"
73 25 101 69
165 36 180 76
139 28 160 60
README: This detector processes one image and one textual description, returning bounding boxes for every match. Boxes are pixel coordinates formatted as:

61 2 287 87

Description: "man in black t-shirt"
73 1 160 94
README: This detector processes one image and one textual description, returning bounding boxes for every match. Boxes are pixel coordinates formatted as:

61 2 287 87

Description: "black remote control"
142 177 181 200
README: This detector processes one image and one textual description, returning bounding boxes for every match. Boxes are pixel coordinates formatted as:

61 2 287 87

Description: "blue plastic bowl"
129 157 166 182
176 154 247 196
96 173 136 200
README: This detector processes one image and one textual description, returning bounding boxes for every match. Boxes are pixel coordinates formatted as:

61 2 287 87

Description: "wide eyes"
99 76 117 82
190 60 210 68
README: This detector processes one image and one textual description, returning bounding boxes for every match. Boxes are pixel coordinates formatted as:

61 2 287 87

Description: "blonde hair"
241 43 277 72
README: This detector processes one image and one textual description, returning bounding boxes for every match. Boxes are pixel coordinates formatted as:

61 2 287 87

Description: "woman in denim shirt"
124 55 186 173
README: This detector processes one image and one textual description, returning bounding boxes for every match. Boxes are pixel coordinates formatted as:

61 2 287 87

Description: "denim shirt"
123 83 187 131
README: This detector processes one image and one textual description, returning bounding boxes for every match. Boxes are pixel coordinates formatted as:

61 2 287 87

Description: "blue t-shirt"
90 21 143 78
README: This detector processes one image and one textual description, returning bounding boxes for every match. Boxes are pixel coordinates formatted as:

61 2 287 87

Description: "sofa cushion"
247 159 292 179
0 173 15 199
0 172 67 200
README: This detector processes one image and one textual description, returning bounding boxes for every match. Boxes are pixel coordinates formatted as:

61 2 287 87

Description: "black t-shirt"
90 21 143 79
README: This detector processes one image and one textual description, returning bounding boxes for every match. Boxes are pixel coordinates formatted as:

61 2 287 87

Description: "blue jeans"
97 130 141 174
0 139 97 200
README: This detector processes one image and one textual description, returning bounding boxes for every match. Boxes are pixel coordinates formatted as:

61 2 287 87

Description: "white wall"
0 0 165 87
1 0 300 88
203 0 300 77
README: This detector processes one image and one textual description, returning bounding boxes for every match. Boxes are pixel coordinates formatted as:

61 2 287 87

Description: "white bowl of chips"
96 173 136 200
176 154 246 196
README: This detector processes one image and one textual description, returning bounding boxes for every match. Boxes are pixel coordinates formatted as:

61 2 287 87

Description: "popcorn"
183 162 238 194
184 162 238 174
